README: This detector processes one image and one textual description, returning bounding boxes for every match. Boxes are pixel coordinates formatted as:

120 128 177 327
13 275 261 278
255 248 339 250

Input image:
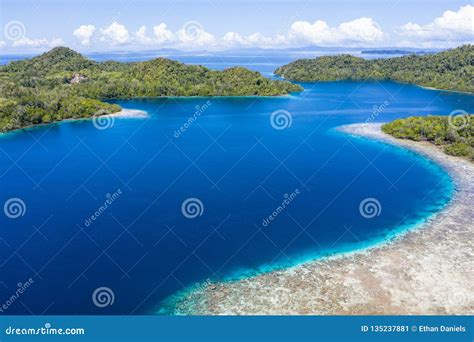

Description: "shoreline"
102 108 149 119
416 84 474 95
0 108 148 137
104 93 297 100
167 123 473 315
278 77 474 95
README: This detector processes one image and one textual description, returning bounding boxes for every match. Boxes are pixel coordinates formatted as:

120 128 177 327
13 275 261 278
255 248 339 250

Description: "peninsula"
382 115 473 160
275 45 474 93
0 47 302 132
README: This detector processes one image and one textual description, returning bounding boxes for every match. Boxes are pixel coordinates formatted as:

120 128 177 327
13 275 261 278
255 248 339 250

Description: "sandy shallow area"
105 108 149 118
169 123 473 315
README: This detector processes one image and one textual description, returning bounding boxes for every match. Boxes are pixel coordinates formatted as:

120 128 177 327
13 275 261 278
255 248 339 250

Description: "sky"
0 0 473 53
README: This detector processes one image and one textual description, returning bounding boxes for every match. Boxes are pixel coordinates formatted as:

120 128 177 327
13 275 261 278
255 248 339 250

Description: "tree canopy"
0 47 302 132
275 45 474 93
382 115 474 159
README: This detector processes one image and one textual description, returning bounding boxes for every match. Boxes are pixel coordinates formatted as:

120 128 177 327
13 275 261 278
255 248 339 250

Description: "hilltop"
2 47 97 74
275 45 474 92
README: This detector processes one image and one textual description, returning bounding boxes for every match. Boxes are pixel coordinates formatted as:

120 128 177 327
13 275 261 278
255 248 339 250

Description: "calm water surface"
0 55 472 314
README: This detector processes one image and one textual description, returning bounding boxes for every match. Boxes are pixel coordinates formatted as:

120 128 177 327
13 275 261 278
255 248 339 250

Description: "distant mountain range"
361 49 432 55
0 45 442 59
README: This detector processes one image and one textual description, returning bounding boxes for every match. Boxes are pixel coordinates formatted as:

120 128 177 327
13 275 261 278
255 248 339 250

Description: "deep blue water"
0 55 472 315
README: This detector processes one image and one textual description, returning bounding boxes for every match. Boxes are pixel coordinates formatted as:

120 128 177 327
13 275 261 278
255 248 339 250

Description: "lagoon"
0 55 472 314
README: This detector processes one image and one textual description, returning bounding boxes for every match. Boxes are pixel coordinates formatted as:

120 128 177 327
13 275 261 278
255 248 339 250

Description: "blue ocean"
0 53 472 314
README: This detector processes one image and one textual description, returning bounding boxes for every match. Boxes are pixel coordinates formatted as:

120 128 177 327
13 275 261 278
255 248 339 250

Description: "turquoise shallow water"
0 55 472 314
159 129 455 314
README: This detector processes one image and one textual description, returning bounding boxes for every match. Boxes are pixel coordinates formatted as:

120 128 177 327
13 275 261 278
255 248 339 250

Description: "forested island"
275 45 474 92
382 115 473 159
0 47 302 132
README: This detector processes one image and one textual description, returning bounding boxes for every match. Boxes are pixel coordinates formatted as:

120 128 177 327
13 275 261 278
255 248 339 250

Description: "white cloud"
12 37 64 48
73 24 96 45
222 17 382 49
222 32 246 46
222 32 286 48
398 5 474 45
96 17 383 49
288 17 383 45
288 20 333 44
134 24 174 45
221 17 383 48
132 22 214 49
49 38 65 46
135 26 153 45
433 5 473 33
153 23 174 44
338 18 383 42
175 22 215 48
62 6 472 51
0 41 6 50
100 22 129 45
